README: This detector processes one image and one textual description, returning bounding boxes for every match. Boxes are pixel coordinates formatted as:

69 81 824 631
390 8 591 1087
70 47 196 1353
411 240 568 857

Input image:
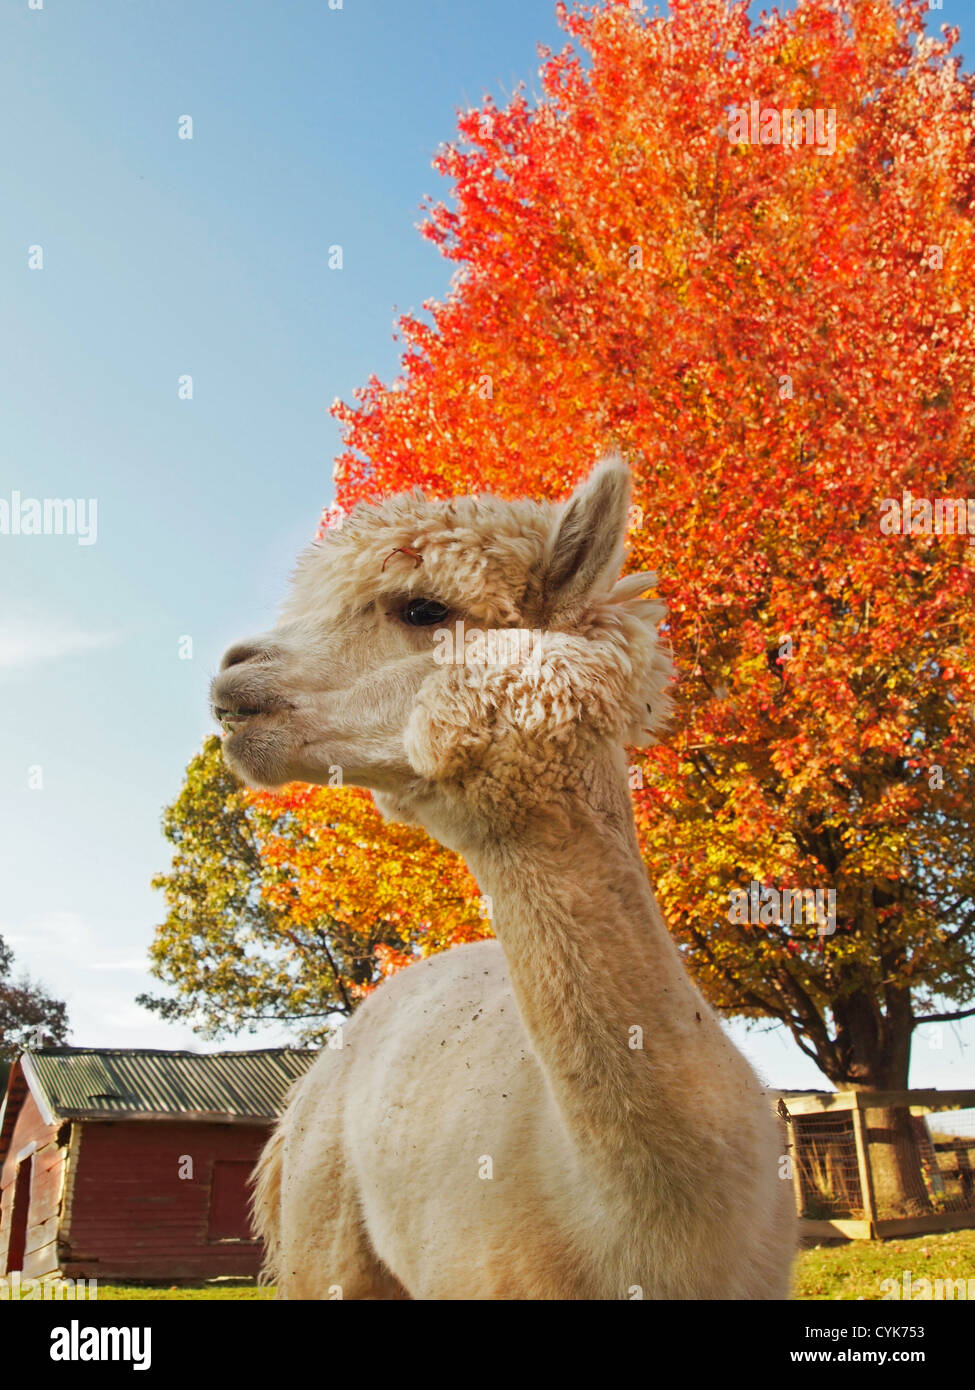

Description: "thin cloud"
5 916 144 976
0 617 120 673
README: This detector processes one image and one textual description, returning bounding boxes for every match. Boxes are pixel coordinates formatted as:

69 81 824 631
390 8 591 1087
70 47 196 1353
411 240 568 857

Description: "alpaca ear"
541 456 630 623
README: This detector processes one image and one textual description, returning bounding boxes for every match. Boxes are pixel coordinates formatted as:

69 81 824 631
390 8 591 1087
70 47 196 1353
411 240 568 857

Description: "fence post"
851 1095 879 1237
788 1120 806 1219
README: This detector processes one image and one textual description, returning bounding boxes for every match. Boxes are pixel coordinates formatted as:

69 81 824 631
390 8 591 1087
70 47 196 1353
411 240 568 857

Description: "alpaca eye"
401 598 449 627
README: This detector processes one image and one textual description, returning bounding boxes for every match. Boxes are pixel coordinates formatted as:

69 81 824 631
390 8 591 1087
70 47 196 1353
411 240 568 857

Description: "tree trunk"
833 990 930 1218
861 1103 931 1219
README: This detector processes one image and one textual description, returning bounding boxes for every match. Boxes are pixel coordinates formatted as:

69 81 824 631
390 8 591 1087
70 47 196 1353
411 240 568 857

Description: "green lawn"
93 1281 272 1300
793 1228 975 1300
87 1230 975 1300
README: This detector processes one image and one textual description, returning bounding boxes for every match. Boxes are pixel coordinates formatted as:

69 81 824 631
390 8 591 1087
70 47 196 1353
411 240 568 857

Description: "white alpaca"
213 459 796 1299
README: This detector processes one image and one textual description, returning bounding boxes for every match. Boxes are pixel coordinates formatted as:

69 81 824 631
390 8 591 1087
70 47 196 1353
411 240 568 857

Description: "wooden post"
777 1098 806 1218
851 1098 879 1237
789 1122 806 1218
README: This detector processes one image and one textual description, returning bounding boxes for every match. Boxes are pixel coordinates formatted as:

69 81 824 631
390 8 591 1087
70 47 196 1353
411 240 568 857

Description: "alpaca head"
212 457 674 836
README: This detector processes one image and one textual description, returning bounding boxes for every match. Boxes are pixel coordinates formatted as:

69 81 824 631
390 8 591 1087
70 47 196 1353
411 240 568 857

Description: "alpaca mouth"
211 662 293 734
213 704 272 729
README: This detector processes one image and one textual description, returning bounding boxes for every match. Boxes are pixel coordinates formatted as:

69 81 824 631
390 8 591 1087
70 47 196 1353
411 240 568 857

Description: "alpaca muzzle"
210 666 290 732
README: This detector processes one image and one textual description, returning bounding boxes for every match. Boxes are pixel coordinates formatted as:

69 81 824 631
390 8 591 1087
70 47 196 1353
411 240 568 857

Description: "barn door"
208 1160 255 1241
5 1155 33 1273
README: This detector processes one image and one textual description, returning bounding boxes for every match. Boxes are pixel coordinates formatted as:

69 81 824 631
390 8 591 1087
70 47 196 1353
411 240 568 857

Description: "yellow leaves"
247 784 489 963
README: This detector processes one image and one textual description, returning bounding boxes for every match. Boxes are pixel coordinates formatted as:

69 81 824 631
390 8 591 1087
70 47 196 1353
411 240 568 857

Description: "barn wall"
0 1090 67 1279
61 1120 269 1281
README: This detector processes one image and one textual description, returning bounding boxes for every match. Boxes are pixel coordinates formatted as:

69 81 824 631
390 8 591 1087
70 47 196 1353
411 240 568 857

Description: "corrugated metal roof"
22 1047 316 1122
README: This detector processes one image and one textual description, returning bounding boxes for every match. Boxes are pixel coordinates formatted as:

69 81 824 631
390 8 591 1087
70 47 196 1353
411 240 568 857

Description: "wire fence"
793 1112 864 1220
782 1094 975 1231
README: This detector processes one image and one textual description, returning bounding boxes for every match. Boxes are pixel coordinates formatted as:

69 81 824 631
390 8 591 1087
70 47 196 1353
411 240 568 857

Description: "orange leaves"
246 784 490 988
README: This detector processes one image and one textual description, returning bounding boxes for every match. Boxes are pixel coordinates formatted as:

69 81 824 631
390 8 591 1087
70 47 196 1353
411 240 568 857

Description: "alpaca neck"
463 744 720 1189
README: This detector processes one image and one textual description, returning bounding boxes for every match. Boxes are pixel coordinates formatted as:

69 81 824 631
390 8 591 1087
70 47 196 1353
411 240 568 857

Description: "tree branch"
914 1004 975 1024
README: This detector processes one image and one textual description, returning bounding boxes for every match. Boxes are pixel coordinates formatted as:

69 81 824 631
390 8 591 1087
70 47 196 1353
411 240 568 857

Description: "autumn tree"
142 737 487 1043
320 0 975 1207
146 0 975 1213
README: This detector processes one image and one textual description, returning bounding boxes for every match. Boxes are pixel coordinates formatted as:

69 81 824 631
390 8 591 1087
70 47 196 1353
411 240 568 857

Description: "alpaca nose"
221 641 275 670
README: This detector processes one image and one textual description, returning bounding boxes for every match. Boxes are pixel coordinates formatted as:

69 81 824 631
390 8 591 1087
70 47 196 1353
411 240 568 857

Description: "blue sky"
1 0 973 1096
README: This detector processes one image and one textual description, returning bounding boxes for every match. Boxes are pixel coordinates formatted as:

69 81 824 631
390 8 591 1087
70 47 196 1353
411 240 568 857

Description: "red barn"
0 1047 314 1283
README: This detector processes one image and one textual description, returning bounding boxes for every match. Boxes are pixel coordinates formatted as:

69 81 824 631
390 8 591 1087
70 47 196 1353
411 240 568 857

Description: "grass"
92 1280 272 1300
793 1229 975 1300
84 1230 975 1300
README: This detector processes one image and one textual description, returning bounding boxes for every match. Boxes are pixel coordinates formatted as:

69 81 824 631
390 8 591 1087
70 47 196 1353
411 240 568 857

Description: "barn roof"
0 1047 316 1152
